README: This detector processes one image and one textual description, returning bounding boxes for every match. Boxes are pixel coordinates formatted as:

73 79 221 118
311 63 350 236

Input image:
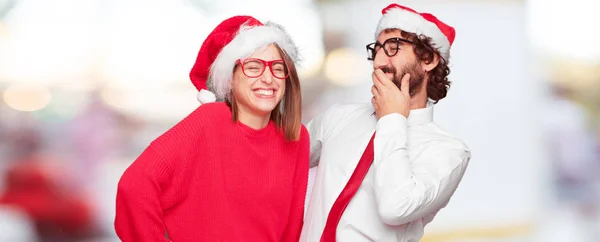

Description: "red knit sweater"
115 102 309 242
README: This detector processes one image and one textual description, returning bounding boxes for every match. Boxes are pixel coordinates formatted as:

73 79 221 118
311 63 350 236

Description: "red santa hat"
375 3 455 60
190 15 300 104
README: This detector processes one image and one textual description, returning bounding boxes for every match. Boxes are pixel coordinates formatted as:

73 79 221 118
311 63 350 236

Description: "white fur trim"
208 22 300 102
375 8 450 60
197 89 216 104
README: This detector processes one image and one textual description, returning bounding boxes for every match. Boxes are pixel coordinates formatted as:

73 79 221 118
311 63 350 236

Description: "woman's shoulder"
184 102 231 125
300 124 309 138
298 124 310 144
192 102 231 117
152 102 231 148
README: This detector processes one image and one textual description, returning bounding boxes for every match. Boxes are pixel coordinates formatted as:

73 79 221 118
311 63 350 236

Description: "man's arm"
306 113 324 168
306 104 342 168
371 113 470 226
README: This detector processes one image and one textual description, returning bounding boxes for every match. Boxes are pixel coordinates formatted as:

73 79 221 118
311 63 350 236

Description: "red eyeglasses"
237 58 289 79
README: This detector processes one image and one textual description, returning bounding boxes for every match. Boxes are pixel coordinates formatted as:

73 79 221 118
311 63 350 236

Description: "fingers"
371 84 379 97
401 73 410 97
371 95 378 111
372 70 385 90
373 69 393 87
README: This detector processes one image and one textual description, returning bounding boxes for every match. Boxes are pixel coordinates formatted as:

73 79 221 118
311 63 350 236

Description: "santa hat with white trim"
190 15 300 104
375 3 455 61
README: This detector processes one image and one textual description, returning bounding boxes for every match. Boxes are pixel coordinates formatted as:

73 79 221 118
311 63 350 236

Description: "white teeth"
255 89 274 96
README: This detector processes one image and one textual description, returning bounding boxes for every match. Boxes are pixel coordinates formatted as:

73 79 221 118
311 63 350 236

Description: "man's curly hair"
400 30 451 103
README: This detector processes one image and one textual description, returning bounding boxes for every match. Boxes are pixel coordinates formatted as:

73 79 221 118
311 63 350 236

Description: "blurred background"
0 0 599 241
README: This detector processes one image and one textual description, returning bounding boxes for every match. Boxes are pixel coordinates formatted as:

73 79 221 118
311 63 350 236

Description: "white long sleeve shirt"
300 103 471 242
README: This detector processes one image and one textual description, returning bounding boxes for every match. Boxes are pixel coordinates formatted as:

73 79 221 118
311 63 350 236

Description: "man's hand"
371 69 410 119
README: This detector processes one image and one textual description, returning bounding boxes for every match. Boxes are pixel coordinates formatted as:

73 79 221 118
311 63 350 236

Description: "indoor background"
0 0 599 241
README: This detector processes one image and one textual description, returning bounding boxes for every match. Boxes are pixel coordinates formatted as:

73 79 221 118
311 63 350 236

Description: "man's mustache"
378 66 402 89
380 66 396 75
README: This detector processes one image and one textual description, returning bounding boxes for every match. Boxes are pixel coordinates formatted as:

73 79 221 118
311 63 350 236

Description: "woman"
114 15 309 242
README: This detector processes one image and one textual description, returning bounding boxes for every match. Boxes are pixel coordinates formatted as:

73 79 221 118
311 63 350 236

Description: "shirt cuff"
376 113 408 134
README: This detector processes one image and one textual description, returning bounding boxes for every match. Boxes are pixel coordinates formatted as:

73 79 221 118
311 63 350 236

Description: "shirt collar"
407 100 434 126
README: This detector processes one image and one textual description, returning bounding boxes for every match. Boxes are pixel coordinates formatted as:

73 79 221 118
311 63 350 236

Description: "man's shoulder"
423 122 470 153
322 103 374 120
307 103 374 142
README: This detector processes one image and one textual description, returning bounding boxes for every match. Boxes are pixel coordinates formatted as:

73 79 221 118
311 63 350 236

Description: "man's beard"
380 61 425 97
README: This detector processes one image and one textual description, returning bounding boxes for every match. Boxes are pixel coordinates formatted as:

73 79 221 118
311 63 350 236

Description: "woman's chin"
249 100 279 115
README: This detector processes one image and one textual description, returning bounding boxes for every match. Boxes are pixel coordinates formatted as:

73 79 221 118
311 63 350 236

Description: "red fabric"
320 133 376 242
381 3 456 45
189 15 263 91
382 3 418 15
0 161 93 237
115 102 309 242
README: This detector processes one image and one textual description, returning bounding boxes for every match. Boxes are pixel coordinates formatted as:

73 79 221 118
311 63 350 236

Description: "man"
301 3 471 242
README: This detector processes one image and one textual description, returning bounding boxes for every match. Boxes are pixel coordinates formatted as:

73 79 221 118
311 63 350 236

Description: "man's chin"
408 81 425 97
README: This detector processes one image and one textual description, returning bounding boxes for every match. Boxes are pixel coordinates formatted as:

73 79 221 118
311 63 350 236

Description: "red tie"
320 133 376 242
